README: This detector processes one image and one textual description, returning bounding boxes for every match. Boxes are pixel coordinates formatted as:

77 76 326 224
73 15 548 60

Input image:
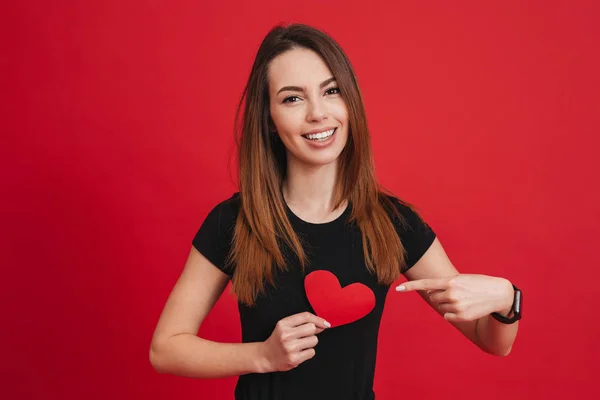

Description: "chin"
285 136 348 167
297 150 344 167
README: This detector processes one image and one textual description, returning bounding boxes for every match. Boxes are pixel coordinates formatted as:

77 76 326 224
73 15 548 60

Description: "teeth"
305 128 335 140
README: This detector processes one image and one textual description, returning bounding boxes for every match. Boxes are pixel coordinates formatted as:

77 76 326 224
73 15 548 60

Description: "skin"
268 47 349 223
399 249 519 356
267 48 518 357
149 47 519 381
268 47 349 170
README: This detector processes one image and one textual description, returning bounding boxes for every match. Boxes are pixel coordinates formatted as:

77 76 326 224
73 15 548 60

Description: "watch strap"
491 284 522 324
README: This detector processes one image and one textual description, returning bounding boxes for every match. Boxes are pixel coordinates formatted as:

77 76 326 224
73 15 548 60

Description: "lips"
301 128 337 141
301 127 337 139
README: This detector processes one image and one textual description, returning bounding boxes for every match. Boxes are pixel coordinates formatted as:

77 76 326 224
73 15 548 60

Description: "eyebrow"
276 77 337 95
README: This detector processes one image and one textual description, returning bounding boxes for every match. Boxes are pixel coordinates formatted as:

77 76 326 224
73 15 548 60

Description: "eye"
283 96 301 104
325 87 341 95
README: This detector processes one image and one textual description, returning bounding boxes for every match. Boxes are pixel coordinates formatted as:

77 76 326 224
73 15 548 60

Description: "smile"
301 128 336 141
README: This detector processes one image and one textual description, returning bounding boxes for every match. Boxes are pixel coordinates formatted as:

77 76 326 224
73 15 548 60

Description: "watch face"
514 289 522 316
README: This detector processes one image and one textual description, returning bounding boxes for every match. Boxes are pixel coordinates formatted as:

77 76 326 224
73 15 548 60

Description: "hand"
260 312 331 372
395 274 514 322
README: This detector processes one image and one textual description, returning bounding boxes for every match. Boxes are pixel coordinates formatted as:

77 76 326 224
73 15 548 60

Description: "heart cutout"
304 270 375 328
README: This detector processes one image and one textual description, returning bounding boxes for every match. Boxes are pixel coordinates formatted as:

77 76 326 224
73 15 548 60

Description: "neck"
282 157 344 215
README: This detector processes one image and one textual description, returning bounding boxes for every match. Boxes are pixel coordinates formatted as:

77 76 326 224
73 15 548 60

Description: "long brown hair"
228 23 412 306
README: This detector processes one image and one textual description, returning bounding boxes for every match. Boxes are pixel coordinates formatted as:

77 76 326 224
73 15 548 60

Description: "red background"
4 1 599 399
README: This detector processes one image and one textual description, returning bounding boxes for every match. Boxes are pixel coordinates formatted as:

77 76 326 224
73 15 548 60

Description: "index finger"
396 278 449 292
284 311 331 329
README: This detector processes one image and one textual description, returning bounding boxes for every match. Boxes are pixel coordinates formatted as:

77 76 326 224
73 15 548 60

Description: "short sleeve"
388 197 437 273
191 193 240 276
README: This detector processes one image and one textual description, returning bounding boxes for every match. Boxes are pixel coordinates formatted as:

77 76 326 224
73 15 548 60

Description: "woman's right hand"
260 312 331 372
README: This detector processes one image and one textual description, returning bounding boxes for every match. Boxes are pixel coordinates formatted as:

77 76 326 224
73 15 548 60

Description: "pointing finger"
396 278 449 292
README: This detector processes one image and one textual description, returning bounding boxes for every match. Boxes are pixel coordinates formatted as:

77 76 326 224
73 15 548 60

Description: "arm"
399 237 519 356
149 247 270 378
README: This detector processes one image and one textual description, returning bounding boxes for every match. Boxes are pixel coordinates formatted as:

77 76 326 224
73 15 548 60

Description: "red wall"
4 1 599 399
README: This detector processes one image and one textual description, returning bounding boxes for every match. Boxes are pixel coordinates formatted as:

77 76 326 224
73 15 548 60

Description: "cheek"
270 113 286 137
275 112 305 138
332 103 349 124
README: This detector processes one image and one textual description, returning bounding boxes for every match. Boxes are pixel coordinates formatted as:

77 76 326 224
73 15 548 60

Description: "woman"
149 23 521 399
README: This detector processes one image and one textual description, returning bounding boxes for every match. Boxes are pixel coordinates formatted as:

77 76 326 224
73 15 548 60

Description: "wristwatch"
490 283 522 324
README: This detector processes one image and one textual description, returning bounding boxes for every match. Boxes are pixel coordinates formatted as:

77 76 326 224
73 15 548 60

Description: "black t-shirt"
192 192 436 400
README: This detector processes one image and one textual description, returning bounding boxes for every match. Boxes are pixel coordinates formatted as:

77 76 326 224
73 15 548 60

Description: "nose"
306 97 327 122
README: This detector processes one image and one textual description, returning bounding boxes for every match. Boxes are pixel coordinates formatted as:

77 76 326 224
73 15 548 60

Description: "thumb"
443 312 459 322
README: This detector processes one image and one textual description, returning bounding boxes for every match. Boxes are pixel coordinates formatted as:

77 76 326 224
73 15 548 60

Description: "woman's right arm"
150 246 330 378
149 246 268 379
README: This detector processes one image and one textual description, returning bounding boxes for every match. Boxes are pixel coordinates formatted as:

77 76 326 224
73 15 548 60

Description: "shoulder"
192 192 241 275
379 192 427 232
215 191 241 212
207 192 241 223
197 192 241 239
379 192 437 271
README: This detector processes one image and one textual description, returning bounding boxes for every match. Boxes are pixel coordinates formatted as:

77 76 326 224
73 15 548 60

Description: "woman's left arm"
397 237 519 356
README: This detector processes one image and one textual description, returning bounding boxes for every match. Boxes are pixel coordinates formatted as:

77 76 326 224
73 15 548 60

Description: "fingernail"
324 320 331 328
396 285 406 292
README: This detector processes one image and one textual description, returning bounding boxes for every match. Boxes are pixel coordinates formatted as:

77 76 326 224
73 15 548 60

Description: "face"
268 47 349 169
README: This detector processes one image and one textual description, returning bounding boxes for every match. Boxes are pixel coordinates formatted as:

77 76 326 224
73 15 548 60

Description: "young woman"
150 23 521 400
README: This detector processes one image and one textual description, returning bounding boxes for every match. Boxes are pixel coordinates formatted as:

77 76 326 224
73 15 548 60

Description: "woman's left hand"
395 274 515 322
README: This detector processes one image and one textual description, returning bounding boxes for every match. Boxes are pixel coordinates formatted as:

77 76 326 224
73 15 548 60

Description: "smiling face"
268 47 349 169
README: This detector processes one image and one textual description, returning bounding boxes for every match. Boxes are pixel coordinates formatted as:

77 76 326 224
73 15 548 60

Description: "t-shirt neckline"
283 196 352 228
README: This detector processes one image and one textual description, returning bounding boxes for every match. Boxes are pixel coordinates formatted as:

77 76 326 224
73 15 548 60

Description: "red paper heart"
304 270 375 328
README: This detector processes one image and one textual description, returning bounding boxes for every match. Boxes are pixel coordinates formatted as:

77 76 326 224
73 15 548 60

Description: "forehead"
268 48 333 89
